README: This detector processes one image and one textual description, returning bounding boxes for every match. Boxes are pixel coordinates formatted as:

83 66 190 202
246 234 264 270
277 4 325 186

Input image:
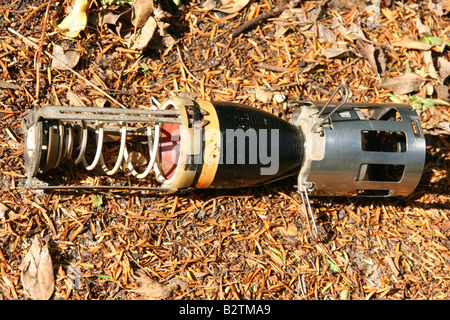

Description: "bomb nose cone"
205 101 304 189
158 98 305 191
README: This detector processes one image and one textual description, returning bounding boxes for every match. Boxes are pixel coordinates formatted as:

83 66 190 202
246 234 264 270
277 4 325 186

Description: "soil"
0 0 449 301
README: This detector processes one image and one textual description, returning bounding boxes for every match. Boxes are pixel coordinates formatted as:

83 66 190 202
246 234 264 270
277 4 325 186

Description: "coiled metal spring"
74 109 163 180
23 102 182 187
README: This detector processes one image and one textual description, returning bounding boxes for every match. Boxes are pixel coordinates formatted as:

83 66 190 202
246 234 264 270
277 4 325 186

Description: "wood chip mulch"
0 0 449 300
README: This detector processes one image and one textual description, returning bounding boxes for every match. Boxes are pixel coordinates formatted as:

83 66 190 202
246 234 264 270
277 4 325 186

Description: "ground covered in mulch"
0 0 449 300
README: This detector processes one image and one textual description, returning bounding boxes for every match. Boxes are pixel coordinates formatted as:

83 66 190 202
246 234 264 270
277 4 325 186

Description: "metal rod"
42 106 181 115
315 85 349 129
36 106 182 124
30 185 172 191
299 191 313 237
299 190 319 239
316 85 349 118
89 125 147 134
310 102 410 108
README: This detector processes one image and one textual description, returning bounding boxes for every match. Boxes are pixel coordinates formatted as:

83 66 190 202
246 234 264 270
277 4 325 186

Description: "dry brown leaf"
96 8 127 25
425 121 450 136
157 21 176 48
51 45 81 71
19 237 55 300
0 80 22 90
435 85 449 101
131 0 154 28
286 224 299 237
380 73 424 95
318 23 336 42
357 40 386 75
393 36 432 50
334 21 367 41
94 98 107 108
414 17 431 36
254 89 273 104
131 16 157 50
321 44 349 58
0 202 8 221
276 224 299 237
202 0 219 10
328 0 367 10
114 10 133 40
376 48 386 76
127 151 148 167
101 10 121 25
67 89 86 106
132 271 177 300
437 57 450 82
440 220 450 232
216 0 251 13
364 3 381 30
423 51 439 80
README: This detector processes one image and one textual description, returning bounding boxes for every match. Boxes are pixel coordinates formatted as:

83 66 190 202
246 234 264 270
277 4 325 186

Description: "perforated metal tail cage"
290 101 426 197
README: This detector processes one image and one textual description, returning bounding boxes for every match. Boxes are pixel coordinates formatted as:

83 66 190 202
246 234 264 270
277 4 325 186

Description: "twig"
34 0 52 101
259 62 290 72
326 59 359 77
176 45 200 83
231 0 302 38
8 28 127 109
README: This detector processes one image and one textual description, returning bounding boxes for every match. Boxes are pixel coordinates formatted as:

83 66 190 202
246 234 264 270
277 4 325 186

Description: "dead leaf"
425 121 450 136
131 0 154 28
328 0 367 10
289 6 322 28
202 0 219 10
56 0 88 38
51 45 81 71
318 23 336 42
0 80 22 90
97 8 123 25
215 0 251 13
364 3 381 30
393 36 432 50
276 224 299 237
253 89 273 104
428 0 444 16
333 21 367 41
127 151 148 167
274 6 320 35
422 82 434 96
437 57 450 82
131 16 157 50
321 44 349 59
414 17 431 36
67 89 87 106
380 73 424 95
157 21 176 48
0 202 9 221
274 21 289 38
376 48 386 76
440 220 450 232
357 40 386 75
114 10 134 40
423 51 439 80
286 224 299 237
20 237 55 300
132 271 177 300
435 85 449 101
94 98 107 108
